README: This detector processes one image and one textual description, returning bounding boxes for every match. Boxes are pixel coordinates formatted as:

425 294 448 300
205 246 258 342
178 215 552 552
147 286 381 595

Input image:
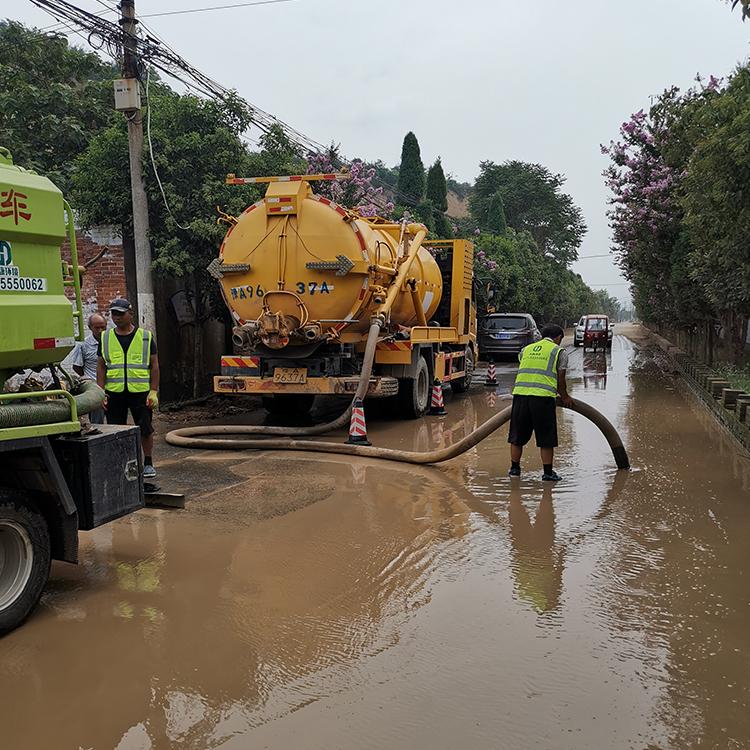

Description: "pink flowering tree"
306 146 394 217
602 80 720 326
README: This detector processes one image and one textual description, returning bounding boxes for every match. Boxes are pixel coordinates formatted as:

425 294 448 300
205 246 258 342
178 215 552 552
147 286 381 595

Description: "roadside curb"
646 328 750 453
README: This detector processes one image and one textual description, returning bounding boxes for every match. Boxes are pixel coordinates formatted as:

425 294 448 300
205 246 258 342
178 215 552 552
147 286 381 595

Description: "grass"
714 363 750 393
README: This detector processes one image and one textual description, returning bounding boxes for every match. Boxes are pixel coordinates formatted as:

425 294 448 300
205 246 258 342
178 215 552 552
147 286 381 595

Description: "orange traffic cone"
485 360 497 386
346 397 371 445
429 379 447 416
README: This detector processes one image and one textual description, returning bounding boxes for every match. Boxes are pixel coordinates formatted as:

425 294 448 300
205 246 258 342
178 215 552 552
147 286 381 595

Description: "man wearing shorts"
508 324 573 481
96 298 160 480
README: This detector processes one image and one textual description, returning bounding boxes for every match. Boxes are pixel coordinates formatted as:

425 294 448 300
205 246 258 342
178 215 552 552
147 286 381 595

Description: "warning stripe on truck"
221 356 260 369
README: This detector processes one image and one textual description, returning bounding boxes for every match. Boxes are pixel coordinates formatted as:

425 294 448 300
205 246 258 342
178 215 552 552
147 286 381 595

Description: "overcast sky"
10 0 750 303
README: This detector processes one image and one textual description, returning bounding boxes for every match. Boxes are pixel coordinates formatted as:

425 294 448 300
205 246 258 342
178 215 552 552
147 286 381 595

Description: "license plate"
493 333 513 340
273 367 307 384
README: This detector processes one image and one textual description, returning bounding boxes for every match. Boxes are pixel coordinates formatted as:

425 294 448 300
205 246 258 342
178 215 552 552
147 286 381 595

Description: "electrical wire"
144 68 191 231
28 0 618 295
140 0 297 19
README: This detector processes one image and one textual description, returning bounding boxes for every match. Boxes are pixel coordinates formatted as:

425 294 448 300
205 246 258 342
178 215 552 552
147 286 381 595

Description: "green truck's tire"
0 491 51 636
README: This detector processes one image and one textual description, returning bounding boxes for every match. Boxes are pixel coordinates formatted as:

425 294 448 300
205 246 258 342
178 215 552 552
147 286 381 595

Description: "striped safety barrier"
346 397 371 445
485 360 497 386
429 379 447 416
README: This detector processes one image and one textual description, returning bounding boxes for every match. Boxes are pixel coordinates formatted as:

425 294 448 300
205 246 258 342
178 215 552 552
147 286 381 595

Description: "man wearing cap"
96 299 160 480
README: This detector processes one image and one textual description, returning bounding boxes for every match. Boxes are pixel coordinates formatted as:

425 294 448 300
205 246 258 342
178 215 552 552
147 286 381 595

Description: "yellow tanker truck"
210 173 476 418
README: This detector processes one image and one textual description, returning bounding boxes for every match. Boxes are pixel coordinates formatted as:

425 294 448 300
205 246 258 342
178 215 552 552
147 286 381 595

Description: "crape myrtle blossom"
602 79 724 323
306 150 394 217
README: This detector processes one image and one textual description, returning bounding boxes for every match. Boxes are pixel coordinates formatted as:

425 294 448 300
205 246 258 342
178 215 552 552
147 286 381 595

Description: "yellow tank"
217 176 442 348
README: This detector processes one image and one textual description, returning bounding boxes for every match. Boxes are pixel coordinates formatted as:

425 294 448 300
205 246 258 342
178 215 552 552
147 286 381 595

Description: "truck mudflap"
214 375 399 398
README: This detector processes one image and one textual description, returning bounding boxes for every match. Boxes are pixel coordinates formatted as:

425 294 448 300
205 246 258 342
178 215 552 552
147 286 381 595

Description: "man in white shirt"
72 312 107 424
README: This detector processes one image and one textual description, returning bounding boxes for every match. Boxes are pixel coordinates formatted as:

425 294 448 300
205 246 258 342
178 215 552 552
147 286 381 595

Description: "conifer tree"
425 158 448 213
396 131 425 207
487 192 508 234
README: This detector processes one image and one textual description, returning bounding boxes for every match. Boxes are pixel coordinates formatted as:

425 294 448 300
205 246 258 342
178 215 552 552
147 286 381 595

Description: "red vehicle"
583 315 610 352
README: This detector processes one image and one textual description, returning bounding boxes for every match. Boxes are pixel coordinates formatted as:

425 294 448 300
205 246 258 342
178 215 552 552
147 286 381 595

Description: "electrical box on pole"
113 79 141 111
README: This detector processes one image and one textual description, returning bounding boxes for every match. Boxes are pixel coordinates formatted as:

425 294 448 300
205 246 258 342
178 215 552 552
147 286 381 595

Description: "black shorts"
105 390 154 437
508 394 558 448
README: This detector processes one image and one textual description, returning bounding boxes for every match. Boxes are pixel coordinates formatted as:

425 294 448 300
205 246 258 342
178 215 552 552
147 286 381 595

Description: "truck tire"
451 346 474 394
0 491 51 636
262 394 315 416
398 356 430 419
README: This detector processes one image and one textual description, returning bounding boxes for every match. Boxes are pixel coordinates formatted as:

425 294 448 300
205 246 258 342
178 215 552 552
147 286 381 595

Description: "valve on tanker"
371 285 387 305
232 322 259 352
258 310 294 349
301 323 323 342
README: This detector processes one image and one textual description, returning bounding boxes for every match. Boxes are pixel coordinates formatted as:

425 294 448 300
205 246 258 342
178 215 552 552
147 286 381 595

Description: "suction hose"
0 380 105 429
165 396 630 470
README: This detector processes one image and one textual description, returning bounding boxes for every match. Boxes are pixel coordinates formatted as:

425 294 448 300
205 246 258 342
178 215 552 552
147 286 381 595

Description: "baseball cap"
109 298 132 312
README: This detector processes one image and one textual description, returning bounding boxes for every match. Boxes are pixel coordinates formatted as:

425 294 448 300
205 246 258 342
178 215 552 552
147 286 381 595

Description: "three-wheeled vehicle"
583 315 610 352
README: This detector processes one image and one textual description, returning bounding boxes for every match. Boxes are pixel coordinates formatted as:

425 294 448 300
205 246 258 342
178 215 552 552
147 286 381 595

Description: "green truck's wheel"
0 491 51 636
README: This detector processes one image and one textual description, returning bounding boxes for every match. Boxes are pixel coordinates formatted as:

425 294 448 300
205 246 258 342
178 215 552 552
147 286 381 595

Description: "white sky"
9 0 750 303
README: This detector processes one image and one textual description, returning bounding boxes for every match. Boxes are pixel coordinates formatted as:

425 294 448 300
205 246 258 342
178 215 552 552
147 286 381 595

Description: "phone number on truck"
0 276 47 292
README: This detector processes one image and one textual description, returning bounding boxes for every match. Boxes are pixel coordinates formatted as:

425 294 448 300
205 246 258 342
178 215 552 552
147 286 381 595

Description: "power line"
140 0 297 19
28 0 607 270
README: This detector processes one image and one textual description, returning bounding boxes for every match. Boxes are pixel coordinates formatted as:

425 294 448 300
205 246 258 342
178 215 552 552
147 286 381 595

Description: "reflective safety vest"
512 338 561 398
102 327 152 393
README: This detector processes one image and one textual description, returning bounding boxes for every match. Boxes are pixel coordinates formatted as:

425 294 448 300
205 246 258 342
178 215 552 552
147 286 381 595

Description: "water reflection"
582 350 609 390
508 485 563 614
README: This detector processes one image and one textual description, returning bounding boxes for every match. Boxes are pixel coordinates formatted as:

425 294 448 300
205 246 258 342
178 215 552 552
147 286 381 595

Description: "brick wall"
60 226 127 319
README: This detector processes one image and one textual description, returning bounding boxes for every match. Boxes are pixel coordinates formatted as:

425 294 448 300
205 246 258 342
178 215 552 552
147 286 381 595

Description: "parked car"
574 316 586 347
479 313 541 359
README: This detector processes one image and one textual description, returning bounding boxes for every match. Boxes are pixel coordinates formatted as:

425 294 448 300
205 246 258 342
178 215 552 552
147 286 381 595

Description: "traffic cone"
346 397 371 445
485 360 497 386
429 379 447 416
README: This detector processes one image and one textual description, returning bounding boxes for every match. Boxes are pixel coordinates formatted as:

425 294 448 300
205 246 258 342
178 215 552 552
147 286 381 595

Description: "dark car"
479 313 541 359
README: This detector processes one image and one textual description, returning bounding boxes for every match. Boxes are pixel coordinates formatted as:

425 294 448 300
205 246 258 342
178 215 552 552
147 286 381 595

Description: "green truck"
0 148 143 635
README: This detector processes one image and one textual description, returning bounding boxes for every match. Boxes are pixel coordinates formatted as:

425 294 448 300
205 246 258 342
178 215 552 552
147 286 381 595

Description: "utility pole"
118 0 156 332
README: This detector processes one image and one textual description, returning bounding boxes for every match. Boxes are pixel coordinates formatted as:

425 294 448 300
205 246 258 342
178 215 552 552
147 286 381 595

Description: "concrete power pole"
118 0 156 332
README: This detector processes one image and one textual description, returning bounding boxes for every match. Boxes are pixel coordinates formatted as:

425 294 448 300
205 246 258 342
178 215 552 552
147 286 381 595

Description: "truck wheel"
398 356 430 419
451 347 474 394
262 394 315 416
0 491 51 636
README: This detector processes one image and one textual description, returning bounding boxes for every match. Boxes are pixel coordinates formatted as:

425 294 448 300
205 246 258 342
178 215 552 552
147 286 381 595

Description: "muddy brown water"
2 330 750 749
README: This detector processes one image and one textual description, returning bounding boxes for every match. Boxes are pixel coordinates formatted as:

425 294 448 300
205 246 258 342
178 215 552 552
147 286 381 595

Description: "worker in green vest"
508 324 573 481
96 298 160 480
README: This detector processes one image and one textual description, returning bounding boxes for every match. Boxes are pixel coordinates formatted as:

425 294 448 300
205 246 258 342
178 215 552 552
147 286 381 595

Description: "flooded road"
3 329 750 749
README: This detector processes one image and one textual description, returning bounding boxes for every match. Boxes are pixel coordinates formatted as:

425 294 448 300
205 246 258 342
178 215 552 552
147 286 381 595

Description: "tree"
0 21 117 192
486 192 507 234
469 160 586 265
683 66 750 360
425 158 452 237
306 146 393 217
425 158 448 212
72 87 254 280
396 131 425 207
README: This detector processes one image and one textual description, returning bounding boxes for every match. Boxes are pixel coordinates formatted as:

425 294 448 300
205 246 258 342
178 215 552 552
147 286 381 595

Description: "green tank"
0 147 83 386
